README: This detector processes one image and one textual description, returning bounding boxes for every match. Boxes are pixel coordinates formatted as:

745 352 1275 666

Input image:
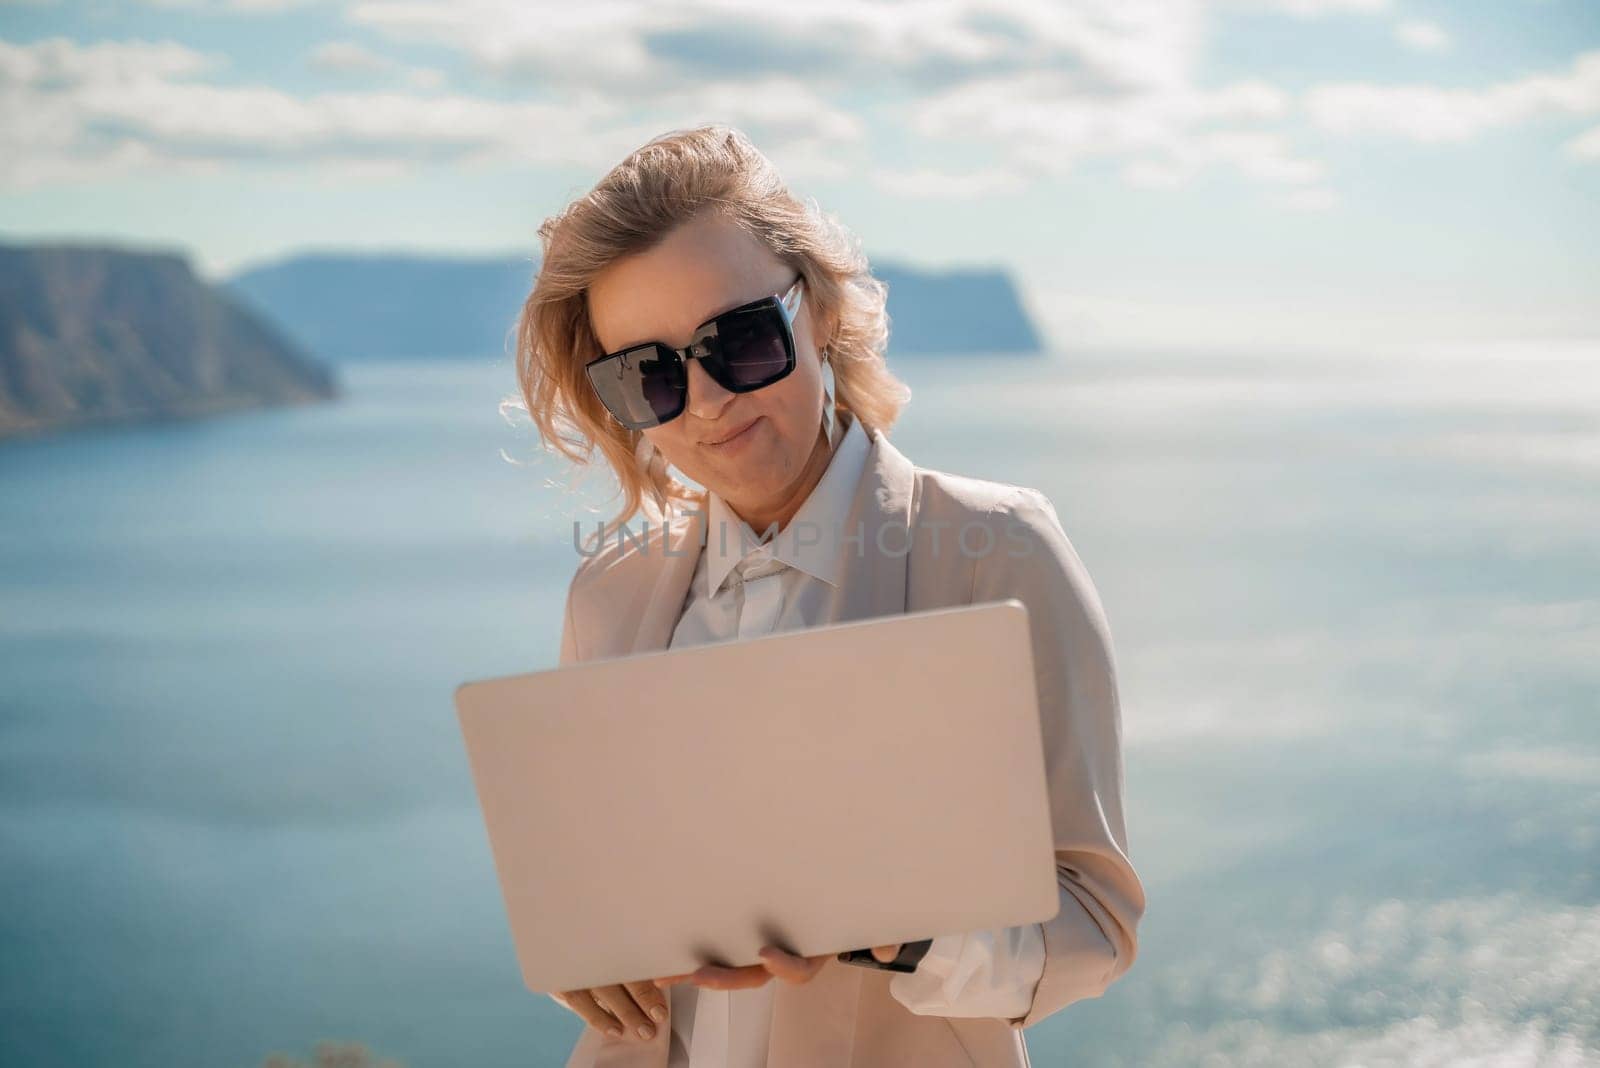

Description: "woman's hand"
653 943 905 991
560 941 907 1041
557 980 670 1042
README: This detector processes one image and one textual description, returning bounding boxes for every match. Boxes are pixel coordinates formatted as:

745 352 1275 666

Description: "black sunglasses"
584 274 805 430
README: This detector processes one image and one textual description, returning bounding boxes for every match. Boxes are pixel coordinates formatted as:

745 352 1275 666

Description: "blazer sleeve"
888 922 1046 1020
972 487 1147 1031
558 565 583 668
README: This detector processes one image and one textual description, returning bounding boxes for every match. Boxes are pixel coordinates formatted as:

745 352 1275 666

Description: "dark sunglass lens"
589 346 684 427
713 307 791 389
637 348 685 421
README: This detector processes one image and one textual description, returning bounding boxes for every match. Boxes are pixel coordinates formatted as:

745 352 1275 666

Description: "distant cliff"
874 264 1044 355
225 252 540 362
0 241 339 441
224 252 1044 361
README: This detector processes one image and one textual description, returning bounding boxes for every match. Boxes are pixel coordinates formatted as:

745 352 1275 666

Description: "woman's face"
587 211 828 524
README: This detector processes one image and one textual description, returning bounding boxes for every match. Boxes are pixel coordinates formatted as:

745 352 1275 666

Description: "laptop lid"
454 597 1059 994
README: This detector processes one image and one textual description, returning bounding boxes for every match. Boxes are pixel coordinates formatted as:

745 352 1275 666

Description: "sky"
1 0 1597 352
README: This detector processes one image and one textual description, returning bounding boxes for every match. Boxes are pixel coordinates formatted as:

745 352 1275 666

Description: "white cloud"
1200 129 1324 182
307 40 389 74
0 0 1333 200
870 166 1026 199
1218 0 1391 15
0 35 225 84
1461 745 1600 784
1394 19 1452 53
1118 129 1323 187
348 0 1210 95
1568 123 1600 158
139 0 322 11
0 36 625 187
1420 428 1600 473
10 2 1597 204
905 66 1316 191
1306 49 1600 142
1276 184 1340 210
343 0 1327 195
0 32 870 187
307 41 444 89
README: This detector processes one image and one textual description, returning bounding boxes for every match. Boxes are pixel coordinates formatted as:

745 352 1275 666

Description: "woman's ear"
803 299 836 359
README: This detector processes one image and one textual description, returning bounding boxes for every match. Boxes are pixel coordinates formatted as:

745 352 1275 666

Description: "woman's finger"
624 979 669 1025
691 962 773 990
590 984 656 1041
870 944 902 963
653 972 695 988
758 945 827 984
560 988 623 1038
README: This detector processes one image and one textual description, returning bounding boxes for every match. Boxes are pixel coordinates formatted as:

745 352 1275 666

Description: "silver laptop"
453 597 1060 995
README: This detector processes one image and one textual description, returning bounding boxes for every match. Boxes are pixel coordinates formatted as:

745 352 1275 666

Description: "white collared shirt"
664 410 1046 1067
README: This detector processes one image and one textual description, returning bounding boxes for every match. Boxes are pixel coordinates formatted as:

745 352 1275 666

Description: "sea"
2 345 1597 1067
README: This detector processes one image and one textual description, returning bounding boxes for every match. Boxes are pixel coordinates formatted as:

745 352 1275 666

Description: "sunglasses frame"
585 273 806 430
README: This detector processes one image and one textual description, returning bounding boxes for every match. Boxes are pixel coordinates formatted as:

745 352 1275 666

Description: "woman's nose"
684 356 734 417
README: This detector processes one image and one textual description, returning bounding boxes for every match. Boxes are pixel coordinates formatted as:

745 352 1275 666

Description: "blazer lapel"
831 422 917 628
623 501 708 656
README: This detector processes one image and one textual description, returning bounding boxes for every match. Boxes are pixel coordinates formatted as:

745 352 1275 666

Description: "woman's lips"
703 416 760 449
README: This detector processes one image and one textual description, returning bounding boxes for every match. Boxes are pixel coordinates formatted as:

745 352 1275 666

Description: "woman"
515 125 1146 1068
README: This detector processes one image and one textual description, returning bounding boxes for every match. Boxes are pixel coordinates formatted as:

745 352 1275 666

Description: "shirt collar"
704 410 871 596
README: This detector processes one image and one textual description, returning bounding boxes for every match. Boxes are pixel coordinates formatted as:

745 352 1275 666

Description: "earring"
820 349 841 448
635 432 663 480
634 431 673 515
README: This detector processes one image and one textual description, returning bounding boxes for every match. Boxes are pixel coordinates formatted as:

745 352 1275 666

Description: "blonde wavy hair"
514 123 911 548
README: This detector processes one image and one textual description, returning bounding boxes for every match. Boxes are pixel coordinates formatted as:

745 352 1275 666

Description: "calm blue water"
3 349 1598 1067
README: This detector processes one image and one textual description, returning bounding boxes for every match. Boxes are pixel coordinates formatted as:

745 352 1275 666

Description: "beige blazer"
555 421 1147 1068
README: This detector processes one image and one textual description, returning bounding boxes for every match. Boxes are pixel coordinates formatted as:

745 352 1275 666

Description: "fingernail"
608 1027 622 1038
637 1025 654 1039
650 1006 667 1022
